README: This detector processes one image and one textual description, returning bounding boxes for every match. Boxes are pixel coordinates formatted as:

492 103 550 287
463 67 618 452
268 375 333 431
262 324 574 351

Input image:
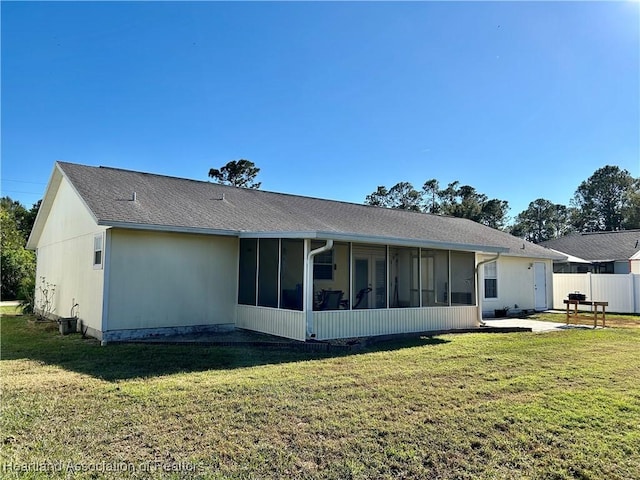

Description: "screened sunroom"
234 237 486 341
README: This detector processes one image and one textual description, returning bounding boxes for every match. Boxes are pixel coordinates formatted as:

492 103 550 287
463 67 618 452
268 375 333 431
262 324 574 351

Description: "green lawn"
529 311 640 329
1 315 639 479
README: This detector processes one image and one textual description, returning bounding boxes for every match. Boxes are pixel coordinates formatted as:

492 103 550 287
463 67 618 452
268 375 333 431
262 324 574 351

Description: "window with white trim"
484 261 497 298
313 244 334 280
93 233 104 269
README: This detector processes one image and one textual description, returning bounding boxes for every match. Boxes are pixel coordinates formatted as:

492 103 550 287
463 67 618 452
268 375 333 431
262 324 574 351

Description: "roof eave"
239 230 509 253
97 220 239 237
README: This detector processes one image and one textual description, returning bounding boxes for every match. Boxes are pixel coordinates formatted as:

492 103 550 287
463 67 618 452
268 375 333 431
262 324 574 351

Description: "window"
389 247 420 308
93 234 104 269
313 245 334 280
450 251 475 305
352 244 386 309
280 240 304 311
257 239 279 308
421 249 449 306
238 239 258 305
484 261 497 299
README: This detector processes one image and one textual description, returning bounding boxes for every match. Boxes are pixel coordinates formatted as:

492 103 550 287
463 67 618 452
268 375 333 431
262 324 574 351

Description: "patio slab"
482 317 596 332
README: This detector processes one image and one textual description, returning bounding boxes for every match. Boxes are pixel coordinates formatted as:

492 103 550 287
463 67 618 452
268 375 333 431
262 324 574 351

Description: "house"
27 162 564 343
541 230 640 274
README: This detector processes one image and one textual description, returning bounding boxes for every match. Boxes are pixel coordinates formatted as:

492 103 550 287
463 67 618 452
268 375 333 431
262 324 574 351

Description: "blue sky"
2 1 638 220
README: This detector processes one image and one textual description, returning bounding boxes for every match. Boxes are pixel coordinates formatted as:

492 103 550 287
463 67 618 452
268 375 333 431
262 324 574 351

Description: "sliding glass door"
352 245 386 309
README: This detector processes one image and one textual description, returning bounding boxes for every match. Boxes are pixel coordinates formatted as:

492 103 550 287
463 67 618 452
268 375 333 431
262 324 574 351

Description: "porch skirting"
313 306 478 341
236 305 306 342
236 305 479 342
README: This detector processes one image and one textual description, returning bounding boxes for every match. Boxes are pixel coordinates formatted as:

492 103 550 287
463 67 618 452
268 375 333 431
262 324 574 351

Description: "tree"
453 185 486 222
365 186 391 208
622 178 640 229
364 179 510 228
25 199 42 235
365 182 422 211
1 197 41 239
481 199 510 230
510 199 572 243
550 204 574 238
208 159 261 189
437 182 509 228
437 181 460 216
1 199 36 299
387 182 422 211
422 179 440 214
571 165 637 231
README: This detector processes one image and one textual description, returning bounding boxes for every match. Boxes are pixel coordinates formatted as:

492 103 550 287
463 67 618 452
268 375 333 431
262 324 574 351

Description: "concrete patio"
482 317 597 332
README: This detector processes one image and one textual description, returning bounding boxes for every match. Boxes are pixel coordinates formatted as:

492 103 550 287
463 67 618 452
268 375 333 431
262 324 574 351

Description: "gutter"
305 239 334 338
241 230 508 255
475 253 501 327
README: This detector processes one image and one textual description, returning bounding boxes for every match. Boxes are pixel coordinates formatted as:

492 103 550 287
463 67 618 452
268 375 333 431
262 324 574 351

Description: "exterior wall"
313 242 350 296
553 273 640 314
614 261 631 274
479 255 553 315
236 305 306 341
105 230 237 333
632 260 640 275
33 177 106 334
313 306 477 341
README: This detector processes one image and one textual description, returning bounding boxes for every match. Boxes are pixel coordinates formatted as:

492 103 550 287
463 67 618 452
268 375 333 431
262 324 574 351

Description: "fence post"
629 273 640 313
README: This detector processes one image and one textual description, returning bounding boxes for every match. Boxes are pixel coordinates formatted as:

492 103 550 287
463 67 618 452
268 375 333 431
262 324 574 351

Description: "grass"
0 305 21 316
529 311 640 329
1 315 639 479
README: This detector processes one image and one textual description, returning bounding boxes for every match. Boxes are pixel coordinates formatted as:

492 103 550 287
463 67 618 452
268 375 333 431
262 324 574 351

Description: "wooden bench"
563 300 608 328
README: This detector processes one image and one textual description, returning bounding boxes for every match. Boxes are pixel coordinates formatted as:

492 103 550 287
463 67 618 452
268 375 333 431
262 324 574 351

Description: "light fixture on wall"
528 263 533 270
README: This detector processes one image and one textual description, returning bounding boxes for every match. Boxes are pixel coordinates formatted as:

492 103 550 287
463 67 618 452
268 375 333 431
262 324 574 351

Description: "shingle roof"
540 230 640 262
43 162 561 259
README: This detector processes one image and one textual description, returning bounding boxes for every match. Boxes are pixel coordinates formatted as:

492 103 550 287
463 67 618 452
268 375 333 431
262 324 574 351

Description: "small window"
93 234 104 269
484 261 497 298
313 249 334 280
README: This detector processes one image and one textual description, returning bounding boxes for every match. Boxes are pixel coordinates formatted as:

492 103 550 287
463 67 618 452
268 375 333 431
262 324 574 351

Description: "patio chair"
319 290 343 310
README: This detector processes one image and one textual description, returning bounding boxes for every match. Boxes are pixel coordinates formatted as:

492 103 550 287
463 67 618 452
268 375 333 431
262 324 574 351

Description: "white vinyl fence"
553 273 640 314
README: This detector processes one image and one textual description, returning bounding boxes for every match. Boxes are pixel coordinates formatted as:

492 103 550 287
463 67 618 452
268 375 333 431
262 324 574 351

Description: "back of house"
28 162 564 342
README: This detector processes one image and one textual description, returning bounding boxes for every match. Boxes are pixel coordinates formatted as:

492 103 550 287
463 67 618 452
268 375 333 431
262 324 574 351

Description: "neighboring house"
27 162 564 343
541 230 640 274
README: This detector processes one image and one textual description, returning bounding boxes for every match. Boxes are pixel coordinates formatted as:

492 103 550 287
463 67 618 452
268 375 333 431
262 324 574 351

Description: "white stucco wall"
479 255 553 315
33 177 106 333
105 230 238 331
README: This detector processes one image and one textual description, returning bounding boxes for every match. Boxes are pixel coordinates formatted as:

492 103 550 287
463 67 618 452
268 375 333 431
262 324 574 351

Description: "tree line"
207 160 639 241
1 197 40 300
364 165 640 243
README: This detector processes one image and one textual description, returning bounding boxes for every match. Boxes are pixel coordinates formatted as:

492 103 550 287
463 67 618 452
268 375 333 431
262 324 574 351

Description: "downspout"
305 239 334 339
475 253 501 327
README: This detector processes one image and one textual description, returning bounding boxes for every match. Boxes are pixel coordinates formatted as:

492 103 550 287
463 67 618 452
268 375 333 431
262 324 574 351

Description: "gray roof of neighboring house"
29 162 563 259
540 230 640 263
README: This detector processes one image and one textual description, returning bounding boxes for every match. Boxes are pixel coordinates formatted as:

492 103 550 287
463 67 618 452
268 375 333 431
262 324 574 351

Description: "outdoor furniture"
563 299 608 328
316 290 344 310
353 287 372 309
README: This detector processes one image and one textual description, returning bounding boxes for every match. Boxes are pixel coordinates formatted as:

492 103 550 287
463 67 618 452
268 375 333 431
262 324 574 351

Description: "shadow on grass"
1 316 450 382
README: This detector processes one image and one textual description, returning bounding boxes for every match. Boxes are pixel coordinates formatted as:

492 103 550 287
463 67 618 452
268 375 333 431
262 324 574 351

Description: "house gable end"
27 163 100 250
28 165 102 250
